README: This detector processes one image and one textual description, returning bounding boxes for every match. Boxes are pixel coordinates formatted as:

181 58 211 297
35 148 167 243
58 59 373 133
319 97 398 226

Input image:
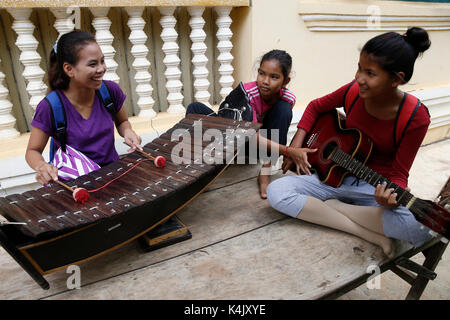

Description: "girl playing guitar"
267 27 433 258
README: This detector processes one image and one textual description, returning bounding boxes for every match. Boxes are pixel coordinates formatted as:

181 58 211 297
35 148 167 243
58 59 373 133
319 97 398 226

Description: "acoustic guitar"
302 109 450 239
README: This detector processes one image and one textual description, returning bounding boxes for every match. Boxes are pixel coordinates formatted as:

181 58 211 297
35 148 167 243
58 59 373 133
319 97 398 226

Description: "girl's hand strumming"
281 156 294 174
285 147 317 176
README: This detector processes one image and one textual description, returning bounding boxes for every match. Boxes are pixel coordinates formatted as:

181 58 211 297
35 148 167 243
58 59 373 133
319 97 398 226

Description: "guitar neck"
330 148 415 208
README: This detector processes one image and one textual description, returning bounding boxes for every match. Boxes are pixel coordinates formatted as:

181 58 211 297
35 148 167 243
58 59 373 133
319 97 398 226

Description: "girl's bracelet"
285 146 290 157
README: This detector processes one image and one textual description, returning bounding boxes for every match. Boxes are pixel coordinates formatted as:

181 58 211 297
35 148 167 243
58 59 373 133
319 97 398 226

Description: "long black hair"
361 27 431 84
48 30 97 91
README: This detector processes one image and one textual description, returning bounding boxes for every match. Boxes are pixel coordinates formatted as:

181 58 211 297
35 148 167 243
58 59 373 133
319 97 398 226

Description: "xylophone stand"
0 228 49 289
138 216 192 252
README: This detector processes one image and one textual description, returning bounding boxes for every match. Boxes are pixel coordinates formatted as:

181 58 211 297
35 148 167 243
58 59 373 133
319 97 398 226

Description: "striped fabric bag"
52 145 100 181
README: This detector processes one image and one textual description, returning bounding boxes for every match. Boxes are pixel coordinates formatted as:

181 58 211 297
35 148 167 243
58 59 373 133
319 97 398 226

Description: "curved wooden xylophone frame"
0 114 261 289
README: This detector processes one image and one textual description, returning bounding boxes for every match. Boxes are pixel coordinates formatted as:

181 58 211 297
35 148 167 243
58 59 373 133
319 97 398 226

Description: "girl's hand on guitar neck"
374 182 411 208
283 147 317 176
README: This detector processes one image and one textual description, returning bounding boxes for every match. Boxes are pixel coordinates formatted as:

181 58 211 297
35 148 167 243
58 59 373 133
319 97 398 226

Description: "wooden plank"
0 170 284 299
205 163 261 192
41 217 387 300
1 141 447 299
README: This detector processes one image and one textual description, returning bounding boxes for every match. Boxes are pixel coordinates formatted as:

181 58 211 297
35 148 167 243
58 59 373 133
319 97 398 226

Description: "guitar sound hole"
323 142 337 160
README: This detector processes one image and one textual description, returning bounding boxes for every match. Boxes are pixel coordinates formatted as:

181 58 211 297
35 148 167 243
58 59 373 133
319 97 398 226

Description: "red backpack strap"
393 93 421 148
343 79 359 115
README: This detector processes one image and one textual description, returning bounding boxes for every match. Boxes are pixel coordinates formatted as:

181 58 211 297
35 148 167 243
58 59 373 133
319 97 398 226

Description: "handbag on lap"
218 82 253 122
51 145 100 181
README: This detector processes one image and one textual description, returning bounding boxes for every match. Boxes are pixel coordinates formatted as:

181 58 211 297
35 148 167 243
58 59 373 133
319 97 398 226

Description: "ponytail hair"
361 27 431 84
48 30 97 91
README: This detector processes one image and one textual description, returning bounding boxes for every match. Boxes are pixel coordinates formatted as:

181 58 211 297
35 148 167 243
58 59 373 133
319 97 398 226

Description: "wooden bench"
321 176 449 300
0 143 448 299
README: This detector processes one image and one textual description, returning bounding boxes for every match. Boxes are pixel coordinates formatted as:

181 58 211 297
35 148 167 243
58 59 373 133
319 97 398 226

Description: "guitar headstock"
411 198 450 239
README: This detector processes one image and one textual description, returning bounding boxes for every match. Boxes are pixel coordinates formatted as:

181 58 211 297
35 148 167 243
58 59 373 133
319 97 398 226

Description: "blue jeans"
266 174 432 247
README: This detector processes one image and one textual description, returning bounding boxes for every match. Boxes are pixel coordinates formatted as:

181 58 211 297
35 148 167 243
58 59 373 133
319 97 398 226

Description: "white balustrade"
126 7 156 118
215 7 234 100
90 7 120 83
188 6 210 106
50 8 75 41
159 6 185 114
7 8 47 112
1 4 241 138
0 58 19 139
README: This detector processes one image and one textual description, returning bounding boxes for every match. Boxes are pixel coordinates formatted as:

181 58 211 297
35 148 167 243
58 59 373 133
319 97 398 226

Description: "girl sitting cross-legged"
267 27 433 258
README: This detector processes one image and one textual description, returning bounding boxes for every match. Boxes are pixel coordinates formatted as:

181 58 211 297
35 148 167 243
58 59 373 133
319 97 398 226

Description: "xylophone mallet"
0 215 26 226
123 142 166 168
136 150 166 168
55 180 90 204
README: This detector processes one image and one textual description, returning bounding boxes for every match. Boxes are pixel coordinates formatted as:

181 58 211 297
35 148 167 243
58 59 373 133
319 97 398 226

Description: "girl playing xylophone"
25 30 143 186
267 27 433 258
187 49 306 199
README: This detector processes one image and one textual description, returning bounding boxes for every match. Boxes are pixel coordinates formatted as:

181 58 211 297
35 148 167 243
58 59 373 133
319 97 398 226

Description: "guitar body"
301 110 450 239
303 110 373 188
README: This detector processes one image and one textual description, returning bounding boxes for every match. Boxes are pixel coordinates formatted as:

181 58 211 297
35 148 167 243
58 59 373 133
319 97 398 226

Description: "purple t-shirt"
31 80 126 167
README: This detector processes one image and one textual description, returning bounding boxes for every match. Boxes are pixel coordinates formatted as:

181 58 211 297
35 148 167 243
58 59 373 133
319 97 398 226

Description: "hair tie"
53 42 58 54
402 33 410 44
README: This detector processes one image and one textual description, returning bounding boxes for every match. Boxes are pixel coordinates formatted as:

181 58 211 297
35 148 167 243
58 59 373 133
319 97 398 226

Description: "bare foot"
379 237 395 259
258 173 270 199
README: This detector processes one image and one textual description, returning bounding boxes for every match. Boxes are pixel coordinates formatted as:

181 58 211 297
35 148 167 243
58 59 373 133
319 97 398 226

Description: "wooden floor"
0 140 449 300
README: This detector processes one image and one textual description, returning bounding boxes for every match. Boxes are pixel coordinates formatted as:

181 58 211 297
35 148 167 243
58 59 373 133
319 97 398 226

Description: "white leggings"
266 174 432 248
